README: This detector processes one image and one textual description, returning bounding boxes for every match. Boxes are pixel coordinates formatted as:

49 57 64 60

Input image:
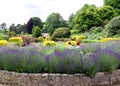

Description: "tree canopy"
26 17 43 34
74 4 102 32
104 0 120 15
43 13 67 35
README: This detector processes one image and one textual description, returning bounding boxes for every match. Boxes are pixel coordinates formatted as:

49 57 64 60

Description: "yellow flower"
65 41 77 47
71 35 86 41
9 37 23 46
43 41 56 46
0 40 8 46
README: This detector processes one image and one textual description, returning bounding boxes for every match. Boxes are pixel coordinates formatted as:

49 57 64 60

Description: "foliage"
21 35 34 46
65 41 78 47
6 31 16 37
74 4 102 32
68 13 75 29
0 40 8 46
32 17 43 29
52 27 71 38
9 24 25 34
70 30 80 35
32 26 42 37
26 18 33 34
100 37 120 42
0 42 120 77
105 16 120 36
89 27 103 34
104 0 120 15
71 35 87 42
26 17 43 34
0 23 7 33
43 13 67 35
99 5 116 21
39 36 44 42
82 39 99 43
8 37 23 46
43 41 56 46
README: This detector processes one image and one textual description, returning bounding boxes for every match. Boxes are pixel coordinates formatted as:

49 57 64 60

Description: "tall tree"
9 23 16 32
0 23 7 33
98 5 116 26
43 13 67 35
68 13 75 29
26 17 43 34
104 0 120 15
26 18 33 34
16 24 25 34
74 4 102 32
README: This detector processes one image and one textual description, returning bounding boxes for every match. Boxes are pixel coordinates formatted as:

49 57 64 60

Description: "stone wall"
0 70 120 86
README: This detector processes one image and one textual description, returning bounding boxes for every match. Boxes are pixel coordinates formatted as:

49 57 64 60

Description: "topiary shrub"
105 16 120 36
71 35 87 42
8 37 23 46
32 26 42 37
43 41 56 46
0 40 8 46
52 27 71 38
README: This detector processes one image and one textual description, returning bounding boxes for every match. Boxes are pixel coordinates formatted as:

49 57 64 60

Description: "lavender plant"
0 41 120 77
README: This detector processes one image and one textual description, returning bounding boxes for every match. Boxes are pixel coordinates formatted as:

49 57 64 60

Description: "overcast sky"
0 0 103 27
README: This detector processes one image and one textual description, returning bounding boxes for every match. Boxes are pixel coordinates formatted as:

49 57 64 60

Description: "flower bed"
0 41 120 77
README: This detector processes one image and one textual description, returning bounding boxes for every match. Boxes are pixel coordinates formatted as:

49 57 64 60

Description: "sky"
0 0 103 27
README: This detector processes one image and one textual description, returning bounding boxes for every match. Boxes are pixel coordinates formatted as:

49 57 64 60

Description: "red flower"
77 42 80 45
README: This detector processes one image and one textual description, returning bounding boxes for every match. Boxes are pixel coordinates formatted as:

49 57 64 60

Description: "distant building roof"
42 33 49 37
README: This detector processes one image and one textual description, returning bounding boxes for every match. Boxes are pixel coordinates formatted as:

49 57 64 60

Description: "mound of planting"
0 41 120 77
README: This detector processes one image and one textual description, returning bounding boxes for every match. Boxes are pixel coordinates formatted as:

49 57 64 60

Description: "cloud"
0 0 103 27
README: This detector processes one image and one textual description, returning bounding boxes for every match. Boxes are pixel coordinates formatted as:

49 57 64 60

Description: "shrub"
65 41 78 47
43 41 56 46
70 30 80 34
8 37 23 46
71 35 86 42
38 36 44 42
89 27 103 34
45 36 51 41
105 16 120 36
0 40 8 46
83 39 99 43
21 36 34 46
52 27 70 38
32 26 41 37
6 31 16 37
100 37 120 42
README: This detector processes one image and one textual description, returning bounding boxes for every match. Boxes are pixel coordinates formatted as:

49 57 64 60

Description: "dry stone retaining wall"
0 70 120 86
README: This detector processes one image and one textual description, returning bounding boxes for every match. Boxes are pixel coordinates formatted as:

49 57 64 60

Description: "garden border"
0 70 120 86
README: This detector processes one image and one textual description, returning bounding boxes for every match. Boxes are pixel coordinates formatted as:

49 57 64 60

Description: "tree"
104 0 120 15
43 13 67 35
9 24 16 32
68 13 75 29
99 5 116 20
74 4 102 32
9 24 25 34
32 26 41 37
26 18 33 34
0 23 7 33
105 16 120 36
26 17 43 34
98 5 116 26
32 17 43 29
16 24 25 34
52 27 71 38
